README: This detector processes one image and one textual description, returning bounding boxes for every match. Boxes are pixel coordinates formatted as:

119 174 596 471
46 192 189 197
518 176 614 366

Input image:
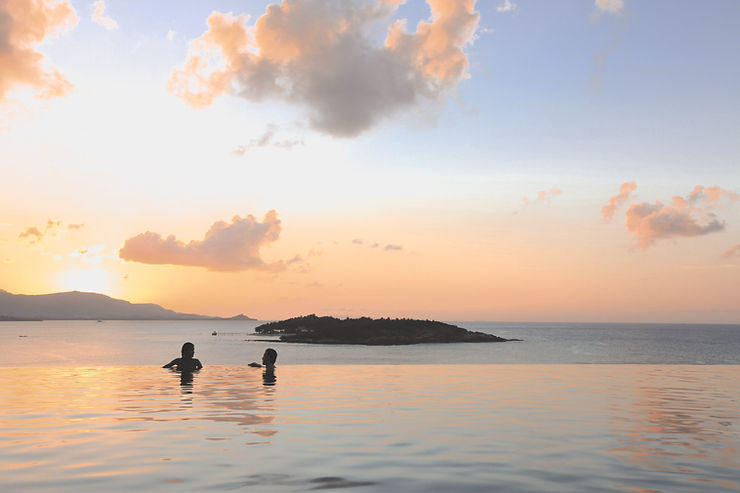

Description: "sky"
1 0 739 323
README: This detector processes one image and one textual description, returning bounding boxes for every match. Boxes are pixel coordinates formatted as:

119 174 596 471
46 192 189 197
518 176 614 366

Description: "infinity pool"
1 365 738 492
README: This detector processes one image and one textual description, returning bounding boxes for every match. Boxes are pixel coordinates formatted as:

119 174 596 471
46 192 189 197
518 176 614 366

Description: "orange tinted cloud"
119 211 284 272
523 187 562 205
91 1 117 30
169 0 479 137
625 186 737 249
602 181 636 223
0 0 78 102
723 244 740 258
18 219 62 244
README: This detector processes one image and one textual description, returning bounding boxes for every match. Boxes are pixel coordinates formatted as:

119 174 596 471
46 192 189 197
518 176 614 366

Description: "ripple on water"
0 365 738 492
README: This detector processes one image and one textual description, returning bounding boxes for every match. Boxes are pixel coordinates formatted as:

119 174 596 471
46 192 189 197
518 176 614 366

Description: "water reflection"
608 367 740 491
0 365 738 492
263 367 276 386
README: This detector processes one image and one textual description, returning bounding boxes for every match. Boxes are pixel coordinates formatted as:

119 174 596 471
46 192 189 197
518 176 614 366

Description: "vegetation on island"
255 314 520 345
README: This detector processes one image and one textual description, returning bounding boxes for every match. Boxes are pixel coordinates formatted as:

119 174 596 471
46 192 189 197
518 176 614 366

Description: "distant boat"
212 331 217 336
97 320 102 322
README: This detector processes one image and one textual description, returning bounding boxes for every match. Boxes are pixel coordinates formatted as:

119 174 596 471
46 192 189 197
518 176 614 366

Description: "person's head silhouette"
163 342 202 371
181 342 195 359
262 348 277 367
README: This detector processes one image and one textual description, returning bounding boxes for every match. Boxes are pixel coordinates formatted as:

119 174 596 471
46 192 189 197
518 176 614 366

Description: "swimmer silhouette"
163 342 203 372
248 348 277 369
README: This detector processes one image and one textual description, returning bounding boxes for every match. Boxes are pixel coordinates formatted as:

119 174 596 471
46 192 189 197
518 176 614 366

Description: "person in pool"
248 348 277 369
163 342 203 372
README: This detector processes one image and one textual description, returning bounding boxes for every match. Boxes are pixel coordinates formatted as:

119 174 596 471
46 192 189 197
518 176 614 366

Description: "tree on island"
255 314 519 345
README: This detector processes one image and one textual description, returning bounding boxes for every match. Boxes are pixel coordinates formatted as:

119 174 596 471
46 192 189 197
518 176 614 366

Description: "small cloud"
625 185 737 249
352 239 364 245
594 0 624 15
68 223 85 230
523 187 563 206
231 125 303 155
119 211 285 272
91 1 118 30
69 244 114 265
286 255 303 265
18 227 44 244
723 244 740 258
167 29 176 41
18 219 64 244
602 181 637 223
384 244 402 251
496 0 517 14
371 243 379 248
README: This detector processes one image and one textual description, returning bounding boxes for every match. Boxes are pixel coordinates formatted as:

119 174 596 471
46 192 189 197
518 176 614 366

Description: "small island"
254 314 520 345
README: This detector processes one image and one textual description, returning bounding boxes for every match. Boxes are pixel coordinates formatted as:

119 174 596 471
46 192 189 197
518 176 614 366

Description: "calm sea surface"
2 320 739 366
1 321 738 491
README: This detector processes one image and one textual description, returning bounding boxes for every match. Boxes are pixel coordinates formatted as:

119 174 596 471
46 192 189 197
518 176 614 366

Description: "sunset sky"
1 0 738 322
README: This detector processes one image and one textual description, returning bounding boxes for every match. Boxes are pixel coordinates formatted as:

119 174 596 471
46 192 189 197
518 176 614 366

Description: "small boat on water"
211 331 217 336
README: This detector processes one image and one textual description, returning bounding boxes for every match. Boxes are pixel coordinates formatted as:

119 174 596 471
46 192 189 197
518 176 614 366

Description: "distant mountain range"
0 290 255 321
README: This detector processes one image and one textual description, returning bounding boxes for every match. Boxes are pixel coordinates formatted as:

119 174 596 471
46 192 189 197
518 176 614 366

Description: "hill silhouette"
0 290 255 321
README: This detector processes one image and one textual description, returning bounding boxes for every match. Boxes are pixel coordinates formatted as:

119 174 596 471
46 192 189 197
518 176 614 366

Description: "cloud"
119 211 285 271
523 187 563 206
724 244 740 258
18 226 43 243
0 0 78 103
602 181 637 223
169 0 480 137
68 223 85 230
167 29 176 41
353 238 401 251
91 1 117 30
686 185 739 209
231 124 303 155
69 244 114 264
18 219 62 243
496 0 517 14
625 186 737 249
594 0 624 15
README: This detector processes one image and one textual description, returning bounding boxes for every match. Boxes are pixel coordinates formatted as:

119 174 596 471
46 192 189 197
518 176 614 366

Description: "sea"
1 320 738 492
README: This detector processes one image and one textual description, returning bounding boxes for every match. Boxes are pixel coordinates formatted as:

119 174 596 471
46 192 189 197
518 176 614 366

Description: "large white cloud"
119 211 284 272
168 0 480 137
0 0 78 102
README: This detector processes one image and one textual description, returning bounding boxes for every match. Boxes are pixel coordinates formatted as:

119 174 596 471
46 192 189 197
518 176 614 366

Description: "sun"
57 268 114 294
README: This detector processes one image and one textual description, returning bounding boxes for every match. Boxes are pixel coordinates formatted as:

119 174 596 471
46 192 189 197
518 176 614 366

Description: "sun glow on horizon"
56 268 115 295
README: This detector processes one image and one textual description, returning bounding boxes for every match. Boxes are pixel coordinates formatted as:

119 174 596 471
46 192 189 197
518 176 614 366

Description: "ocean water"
1 320 739 366
1 321 739 491
0 365 738 492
